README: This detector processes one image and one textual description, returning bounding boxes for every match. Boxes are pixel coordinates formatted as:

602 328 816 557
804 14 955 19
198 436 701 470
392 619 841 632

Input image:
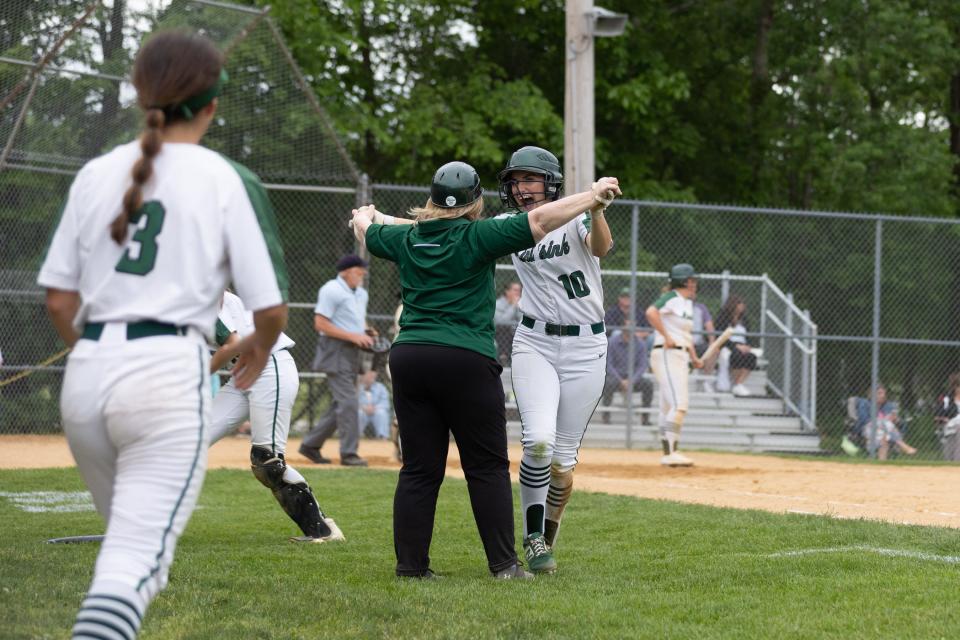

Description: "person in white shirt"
209 291 343 543
496 145 618 574
645 264 704 467
714 294 758 397
37 31 287 639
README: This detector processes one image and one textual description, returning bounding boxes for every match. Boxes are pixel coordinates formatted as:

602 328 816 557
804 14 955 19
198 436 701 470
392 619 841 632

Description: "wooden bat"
699 327 735 363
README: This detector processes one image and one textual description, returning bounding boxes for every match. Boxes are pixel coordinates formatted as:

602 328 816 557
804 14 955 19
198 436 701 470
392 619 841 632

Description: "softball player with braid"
38 31 288 639
209 291 343 543
497 146 616 574
646 264 704 467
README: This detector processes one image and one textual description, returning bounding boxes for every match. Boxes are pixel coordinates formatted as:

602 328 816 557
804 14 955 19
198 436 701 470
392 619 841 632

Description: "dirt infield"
4 435 958 529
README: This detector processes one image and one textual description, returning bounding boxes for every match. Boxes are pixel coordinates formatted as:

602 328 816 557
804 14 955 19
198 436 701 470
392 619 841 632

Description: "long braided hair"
111 31 223 244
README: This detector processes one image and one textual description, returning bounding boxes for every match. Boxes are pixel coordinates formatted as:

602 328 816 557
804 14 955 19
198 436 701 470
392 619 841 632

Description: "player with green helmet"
646 263 705 467
497 146 564 210
431 160 483 208
495 145 620 575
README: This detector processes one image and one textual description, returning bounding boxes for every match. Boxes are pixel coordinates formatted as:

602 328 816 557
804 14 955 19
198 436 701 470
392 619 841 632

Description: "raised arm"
351 205 414 247
528 177 620 243
585 202 613 258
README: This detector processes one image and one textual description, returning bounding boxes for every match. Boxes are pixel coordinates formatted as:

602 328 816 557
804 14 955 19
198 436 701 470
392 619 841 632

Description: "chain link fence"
0 0 362 431
3 1 960 463
363 187 960 462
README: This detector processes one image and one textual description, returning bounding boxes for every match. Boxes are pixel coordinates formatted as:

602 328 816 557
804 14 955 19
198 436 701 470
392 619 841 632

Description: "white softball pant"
510 325 607 471
650 346 690 425
208 348 299 455
60 325 210 618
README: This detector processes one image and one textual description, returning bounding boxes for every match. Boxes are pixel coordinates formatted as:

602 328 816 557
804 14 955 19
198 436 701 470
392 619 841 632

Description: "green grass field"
2 466 960 639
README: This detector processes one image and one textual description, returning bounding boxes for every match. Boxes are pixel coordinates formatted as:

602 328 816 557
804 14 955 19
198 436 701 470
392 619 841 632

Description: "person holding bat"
645 264 705 467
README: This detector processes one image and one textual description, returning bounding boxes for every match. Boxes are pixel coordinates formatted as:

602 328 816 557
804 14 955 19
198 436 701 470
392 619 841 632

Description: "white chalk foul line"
769 545 960 564
0 490 95 513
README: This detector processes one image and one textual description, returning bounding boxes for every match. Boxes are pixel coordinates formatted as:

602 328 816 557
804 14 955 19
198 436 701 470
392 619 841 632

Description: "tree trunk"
949 71 960 192
749 0 775 196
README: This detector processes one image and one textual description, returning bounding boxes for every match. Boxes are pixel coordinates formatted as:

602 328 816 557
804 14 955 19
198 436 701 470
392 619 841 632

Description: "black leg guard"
250 446 332 538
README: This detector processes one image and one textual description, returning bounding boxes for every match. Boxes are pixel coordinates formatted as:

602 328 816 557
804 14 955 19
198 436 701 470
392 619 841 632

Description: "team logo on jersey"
516 234 571 263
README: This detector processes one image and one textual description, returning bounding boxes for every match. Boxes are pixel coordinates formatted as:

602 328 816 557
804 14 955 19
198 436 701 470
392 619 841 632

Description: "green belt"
82 320 187 341
520 315 604 337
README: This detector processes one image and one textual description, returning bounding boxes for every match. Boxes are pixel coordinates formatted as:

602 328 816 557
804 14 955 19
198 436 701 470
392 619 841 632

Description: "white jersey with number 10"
503 212 604 325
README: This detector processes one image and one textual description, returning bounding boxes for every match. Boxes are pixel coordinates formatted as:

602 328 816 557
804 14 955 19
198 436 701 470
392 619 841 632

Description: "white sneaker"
732 384 750 397
702 381 715 393
289 517 346 543
660 452 694 467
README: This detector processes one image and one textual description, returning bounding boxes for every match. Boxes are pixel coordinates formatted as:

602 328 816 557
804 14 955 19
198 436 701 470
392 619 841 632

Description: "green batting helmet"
669 263 697 287
430 161 483 209
497 146 563 208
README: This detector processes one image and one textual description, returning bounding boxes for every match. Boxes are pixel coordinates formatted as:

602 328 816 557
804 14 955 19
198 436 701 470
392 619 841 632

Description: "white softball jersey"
652 291 694 349
36 138 289 630
504 209 608 540
219 290 295 354
38 140 288 339
505 212 604 326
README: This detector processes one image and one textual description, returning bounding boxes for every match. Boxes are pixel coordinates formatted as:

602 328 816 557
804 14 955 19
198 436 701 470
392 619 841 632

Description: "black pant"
389 343 517 576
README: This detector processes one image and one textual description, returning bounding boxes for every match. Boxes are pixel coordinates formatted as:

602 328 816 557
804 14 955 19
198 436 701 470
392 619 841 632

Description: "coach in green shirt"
352 161 621 580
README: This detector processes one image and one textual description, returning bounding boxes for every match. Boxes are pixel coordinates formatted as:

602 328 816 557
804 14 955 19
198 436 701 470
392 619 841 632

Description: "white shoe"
702 381 715 393
732 384 750 397
660 452 694 467
290 517 346 543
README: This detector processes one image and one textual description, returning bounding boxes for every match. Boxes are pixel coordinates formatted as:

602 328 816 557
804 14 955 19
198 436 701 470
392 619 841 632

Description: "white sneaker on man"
702 380 715 393
660 452 694 467
732 384 751 397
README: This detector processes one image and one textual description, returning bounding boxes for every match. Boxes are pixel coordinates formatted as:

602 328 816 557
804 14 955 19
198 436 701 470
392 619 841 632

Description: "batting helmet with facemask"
497 146 563 209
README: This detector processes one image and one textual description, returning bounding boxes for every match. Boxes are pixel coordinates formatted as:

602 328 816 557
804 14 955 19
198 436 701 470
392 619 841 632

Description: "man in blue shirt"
300 255 373 466
600 327 653 425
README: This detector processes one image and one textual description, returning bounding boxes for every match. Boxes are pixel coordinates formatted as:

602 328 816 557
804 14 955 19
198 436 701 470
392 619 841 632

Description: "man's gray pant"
302 371 360 457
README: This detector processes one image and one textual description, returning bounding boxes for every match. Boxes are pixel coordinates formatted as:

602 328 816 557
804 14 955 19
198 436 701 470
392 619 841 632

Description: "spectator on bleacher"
357 369 391 439
604 287 650 338
600 327 653 425
494 281 522 365
714 294 757 397
692 294 717 391
934 373 960 461
857 384 917 460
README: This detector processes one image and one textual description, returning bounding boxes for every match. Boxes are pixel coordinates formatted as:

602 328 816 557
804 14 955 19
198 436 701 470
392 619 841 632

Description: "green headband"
168 68 228 120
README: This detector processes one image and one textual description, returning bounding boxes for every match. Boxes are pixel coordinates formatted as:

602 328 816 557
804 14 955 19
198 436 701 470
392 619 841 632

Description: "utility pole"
564 2 627 193
564 0 594 194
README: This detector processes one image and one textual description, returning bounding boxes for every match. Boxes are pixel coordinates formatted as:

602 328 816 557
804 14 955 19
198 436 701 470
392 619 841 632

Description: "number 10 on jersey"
557 270 590 299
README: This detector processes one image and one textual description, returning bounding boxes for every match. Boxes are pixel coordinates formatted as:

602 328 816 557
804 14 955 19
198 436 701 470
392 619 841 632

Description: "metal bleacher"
503 368 822 455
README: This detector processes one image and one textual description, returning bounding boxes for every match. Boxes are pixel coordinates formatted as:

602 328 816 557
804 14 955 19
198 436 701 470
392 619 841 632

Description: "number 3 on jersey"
115 201 165 276
558 270 590 299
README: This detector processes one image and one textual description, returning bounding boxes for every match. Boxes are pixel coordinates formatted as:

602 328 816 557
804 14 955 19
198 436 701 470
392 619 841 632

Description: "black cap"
336 254 368 272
